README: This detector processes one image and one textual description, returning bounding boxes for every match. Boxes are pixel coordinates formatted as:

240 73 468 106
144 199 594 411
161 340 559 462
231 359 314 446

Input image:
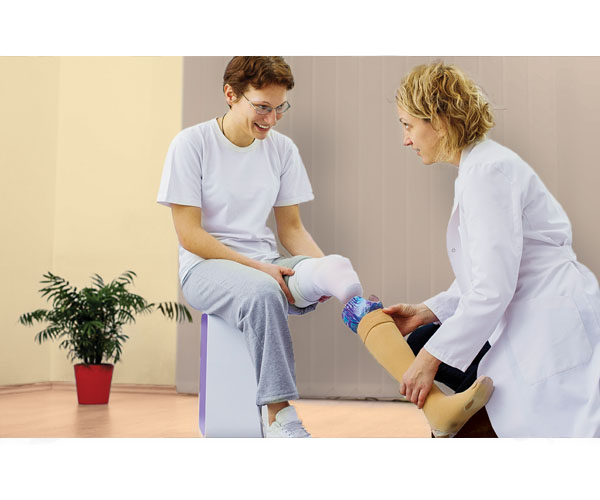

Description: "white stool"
199 314 264 438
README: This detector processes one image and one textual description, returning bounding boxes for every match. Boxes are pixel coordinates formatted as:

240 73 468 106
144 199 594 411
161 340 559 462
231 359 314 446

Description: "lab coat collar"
458 138 484 173
451 138 487 214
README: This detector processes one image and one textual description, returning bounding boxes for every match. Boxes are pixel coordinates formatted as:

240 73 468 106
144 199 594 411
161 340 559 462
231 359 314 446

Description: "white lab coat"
423 139 600 437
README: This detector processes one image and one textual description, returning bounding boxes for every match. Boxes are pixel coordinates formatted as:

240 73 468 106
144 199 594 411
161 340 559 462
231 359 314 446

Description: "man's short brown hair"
223 56 294 99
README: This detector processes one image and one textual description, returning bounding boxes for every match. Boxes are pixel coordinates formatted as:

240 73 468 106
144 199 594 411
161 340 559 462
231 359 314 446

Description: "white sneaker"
262 405 311 438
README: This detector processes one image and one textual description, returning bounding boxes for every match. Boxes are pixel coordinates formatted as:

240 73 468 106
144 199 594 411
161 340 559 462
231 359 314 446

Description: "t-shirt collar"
212 117 259 152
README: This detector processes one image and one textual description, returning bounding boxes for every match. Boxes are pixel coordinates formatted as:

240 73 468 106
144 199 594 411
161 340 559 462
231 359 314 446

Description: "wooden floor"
0 385 431 438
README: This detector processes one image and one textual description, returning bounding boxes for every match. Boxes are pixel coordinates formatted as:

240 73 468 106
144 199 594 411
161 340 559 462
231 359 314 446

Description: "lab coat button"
451 248 456 253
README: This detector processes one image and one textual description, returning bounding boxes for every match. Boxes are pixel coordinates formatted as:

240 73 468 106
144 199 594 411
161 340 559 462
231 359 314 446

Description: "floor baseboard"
0 382 179 396
0 382 53 395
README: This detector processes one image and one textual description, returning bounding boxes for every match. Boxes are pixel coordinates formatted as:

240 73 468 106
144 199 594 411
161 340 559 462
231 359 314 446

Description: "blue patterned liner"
342 296 384 334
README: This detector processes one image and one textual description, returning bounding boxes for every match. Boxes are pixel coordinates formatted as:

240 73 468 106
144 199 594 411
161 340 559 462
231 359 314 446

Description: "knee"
322 254 351 266
316 254 355 273
238 277 288 318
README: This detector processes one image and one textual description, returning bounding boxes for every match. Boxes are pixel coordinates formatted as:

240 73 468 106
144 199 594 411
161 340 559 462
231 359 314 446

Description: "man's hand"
254 261 296 304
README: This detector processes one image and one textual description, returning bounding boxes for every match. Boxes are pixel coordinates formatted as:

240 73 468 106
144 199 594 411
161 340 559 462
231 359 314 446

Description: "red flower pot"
74 364 114 404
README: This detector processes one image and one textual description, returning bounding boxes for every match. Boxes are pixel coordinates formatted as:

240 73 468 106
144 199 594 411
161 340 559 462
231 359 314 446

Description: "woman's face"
226 84 288 143
397 106 444 165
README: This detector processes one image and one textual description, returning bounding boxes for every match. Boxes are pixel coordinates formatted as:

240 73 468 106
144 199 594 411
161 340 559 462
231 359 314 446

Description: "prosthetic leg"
288 255 363 307
289 256 494 437
357 309 494 438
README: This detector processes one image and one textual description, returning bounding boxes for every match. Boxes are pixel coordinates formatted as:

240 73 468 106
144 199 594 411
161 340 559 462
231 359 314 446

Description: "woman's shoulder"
462 139 529 179
469 139 521 164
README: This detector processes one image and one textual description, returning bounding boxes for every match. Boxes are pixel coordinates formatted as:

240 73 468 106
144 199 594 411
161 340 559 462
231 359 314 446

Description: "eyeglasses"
242 93 291 115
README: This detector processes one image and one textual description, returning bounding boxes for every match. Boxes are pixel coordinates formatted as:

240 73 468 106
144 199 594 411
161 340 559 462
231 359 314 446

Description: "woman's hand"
254 261 296 304
382 302 437 336
400 349 441 409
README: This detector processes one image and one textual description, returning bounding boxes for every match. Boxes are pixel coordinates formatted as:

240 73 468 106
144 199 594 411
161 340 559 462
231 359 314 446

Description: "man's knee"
319 254 353 270
239 277 288 317
300 254 353 274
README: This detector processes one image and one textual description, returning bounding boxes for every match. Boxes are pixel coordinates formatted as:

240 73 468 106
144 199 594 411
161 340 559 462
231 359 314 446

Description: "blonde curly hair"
396 62 495 162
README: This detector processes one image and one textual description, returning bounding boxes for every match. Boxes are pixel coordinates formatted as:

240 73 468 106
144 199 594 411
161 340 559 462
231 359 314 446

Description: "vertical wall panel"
555 57 600 273
503 58 531 162
527 57 559 193
310 57 340 396
177 56 600 399
380 56 412 395
333 57 363 396
356 57 388 395
381 56 410 304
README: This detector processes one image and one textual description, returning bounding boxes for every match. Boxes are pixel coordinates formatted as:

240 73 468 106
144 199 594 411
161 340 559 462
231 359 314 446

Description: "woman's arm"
401 163 523 405
381 302 440 408
171 204 297 303
274 205 325 258
400 348 442 409
424 163 523 371
423 280 461 324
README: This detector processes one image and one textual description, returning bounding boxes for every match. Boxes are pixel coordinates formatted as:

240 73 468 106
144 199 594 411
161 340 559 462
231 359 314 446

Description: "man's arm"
171 203 296 303
274 205 325 258
172 204 259 265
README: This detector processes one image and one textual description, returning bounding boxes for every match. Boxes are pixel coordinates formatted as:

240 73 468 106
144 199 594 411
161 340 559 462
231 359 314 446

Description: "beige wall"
1 57 183 386
180 56 600 398
0 57 59 384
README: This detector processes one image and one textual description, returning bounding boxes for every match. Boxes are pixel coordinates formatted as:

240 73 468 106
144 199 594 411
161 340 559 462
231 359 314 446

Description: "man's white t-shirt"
157 118 315 284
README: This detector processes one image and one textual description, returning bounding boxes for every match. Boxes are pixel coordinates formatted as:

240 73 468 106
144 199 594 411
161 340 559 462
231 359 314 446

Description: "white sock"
288 255 363 308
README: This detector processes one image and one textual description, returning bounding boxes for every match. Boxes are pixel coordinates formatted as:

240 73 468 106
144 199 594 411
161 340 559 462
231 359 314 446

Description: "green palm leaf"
19 271 192 365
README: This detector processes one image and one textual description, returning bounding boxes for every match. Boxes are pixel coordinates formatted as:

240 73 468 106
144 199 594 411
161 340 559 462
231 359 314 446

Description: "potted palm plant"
19 270 192 404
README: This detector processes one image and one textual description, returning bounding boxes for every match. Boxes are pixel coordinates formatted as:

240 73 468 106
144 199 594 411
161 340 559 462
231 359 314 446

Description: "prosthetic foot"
343 301 494 438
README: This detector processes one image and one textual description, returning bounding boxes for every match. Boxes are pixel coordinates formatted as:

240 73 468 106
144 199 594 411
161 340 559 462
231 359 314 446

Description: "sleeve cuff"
424 293 457 324
273 193 315 207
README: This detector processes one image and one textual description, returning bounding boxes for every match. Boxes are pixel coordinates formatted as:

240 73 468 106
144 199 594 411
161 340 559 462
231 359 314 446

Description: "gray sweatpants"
181 255 316 406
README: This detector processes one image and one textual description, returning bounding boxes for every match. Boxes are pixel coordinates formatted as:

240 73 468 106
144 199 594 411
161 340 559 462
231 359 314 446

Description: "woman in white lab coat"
385 62 600 437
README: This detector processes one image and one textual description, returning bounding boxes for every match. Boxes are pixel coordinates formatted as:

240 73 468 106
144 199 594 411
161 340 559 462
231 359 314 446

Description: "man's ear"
223 83 239 107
